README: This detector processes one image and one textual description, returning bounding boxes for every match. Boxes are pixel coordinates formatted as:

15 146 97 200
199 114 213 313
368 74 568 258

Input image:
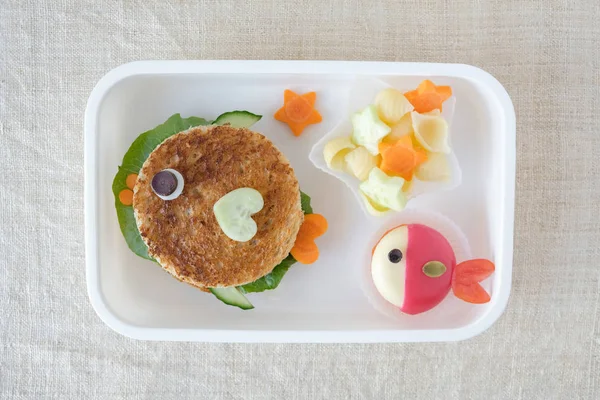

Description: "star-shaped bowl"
309 77 462 218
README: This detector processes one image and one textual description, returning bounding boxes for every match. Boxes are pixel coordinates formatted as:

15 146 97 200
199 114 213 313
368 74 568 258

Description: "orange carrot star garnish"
274 90 322 136
404 80 452 113
378 135 427 181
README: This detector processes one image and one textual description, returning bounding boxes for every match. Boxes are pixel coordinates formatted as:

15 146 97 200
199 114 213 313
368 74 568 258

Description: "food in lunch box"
403 80 452 113
322 80 453 215
378 135 428 181
290 213 328 264
351 104 391 154
371 224 495 315
359 168 407 212
274 89 322 136
113 112 327 310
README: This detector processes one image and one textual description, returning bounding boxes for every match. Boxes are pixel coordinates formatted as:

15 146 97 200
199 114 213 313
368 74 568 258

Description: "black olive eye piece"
152 170 177 195
388 249 403 263
151 169 184 200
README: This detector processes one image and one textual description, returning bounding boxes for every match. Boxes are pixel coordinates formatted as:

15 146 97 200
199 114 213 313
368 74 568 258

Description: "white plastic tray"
84 60 515 342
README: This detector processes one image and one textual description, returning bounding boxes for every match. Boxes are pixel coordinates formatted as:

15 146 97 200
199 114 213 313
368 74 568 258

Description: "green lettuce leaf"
300 191 313 214
112 114 211 259
238 255 296 294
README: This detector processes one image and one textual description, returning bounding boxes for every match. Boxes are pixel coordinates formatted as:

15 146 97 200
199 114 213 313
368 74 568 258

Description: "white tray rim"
84 60 516 343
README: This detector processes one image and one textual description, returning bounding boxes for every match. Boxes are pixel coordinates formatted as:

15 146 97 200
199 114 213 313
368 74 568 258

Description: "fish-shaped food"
371 224 495 315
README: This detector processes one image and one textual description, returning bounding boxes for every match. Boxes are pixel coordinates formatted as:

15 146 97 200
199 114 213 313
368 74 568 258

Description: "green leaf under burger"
300 191 313 214
238 255 297 294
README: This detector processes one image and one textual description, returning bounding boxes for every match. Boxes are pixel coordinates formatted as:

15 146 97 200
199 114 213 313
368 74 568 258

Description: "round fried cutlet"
133 125 304 288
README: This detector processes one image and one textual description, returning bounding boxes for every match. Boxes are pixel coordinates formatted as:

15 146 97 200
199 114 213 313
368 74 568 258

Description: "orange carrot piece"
437 85 453 101
291 241 320 265
301 91 317 106
125 173 138 189
417 79 437 94
291 213 328 264
378 135 427 181
404 89 418 102
119 189 134 206
285 96 315 123
404 80 453 113
451 259 495 304
452 282 491 304
274 89 322 136
299 214 328 237
453 259 495 285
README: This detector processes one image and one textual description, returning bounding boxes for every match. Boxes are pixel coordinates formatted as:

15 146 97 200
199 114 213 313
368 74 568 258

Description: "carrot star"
404 80 452 113
274 90 322 136
378 135 428 181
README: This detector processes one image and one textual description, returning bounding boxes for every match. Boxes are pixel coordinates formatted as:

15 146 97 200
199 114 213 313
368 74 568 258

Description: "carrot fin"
451 259 495 304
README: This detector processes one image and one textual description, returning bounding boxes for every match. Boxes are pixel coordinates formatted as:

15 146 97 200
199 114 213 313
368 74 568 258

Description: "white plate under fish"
84 60 515 342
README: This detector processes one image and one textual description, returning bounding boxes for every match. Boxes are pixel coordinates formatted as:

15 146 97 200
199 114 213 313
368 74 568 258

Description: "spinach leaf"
300 191 313 214
238 255 297 294
112 114 210 259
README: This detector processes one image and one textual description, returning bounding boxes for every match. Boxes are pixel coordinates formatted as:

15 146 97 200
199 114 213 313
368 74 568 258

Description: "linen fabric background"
1 0 599 399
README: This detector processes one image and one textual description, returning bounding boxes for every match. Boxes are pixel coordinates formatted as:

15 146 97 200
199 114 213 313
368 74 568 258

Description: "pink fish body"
371 224 495 315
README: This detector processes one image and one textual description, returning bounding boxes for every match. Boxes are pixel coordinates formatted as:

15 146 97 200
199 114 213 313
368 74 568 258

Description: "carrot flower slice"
290 214 328 264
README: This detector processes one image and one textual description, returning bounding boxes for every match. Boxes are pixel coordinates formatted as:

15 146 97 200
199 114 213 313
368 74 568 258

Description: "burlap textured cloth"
1 1 598 398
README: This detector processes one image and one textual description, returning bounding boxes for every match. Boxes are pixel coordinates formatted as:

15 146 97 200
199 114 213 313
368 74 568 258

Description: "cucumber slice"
359 167 407 211
209 287 254 310
213 111 262 128
351 105 391 155
213 188 264 242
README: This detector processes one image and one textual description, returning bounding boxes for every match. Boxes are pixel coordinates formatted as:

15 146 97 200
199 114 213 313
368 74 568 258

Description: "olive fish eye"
388 249 403 263
422 261 447 278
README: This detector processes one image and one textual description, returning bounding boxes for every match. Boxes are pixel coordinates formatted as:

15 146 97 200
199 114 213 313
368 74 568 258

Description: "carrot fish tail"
451 259 495 304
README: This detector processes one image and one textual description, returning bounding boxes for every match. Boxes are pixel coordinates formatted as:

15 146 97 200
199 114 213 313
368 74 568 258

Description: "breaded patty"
133 125 304 288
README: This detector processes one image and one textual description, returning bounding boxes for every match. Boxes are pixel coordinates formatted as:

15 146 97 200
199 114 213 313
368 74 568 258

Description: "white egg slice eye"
371 226 409 307
151 169 185 201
